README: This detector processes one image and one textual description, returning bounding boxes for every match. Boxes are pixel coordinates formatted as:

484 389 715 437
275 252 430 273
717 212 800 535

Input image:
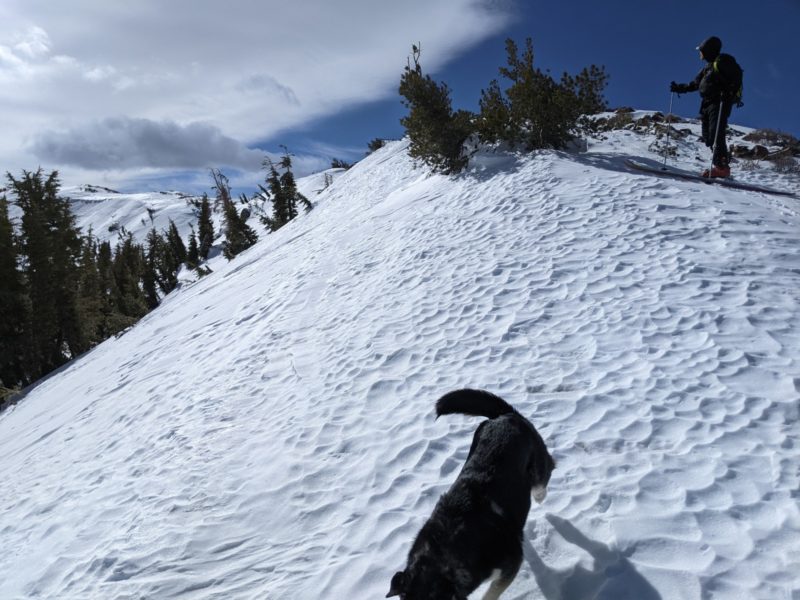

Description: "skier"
670 36 743 178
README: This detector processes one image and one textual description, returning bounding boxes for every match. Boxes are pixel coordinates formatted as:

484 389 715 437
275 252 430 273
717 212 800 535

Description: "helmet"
697 36 722 60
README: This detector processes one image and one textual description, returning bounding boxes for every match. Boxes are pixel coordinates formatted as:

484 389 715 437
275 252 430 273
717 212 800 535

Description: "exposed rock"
730 144 769 159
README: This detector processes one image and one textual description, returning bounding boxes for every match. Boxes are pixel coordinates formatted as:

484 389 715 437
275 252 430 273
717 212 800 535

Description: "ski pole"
710 99 724 173
662 92 674 170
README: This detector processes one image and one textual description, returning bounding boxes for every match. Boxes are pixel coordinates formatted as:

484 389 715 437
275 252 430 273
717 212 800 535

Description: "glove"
670 81 687 93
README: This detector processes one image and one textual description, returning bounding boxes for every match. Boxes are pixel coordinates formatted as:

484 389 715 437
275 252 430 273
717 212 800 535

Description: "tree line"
0 169 208 398
399 37 610 174
0 151 311 403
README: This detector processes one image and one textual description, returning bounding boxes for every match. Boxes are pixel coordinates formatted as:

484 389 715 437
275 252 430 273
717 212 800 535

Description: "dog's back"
437 389 554 525
388 389 555 599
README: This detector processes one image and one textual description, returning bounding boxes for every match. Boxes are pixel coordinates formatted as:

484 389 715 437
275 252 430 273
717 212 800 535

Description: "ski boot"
701 165 731 178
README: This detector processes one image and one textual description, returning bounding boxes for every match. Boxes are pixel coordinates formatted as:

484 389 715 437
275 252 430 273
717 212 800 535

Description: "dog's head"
386 563 465 600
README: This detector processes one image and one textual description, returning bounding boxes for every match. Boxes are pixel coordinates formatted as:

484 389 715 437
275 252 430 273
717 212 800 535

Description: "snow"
4 186 202 247
4 168 344 249
1 119 799 599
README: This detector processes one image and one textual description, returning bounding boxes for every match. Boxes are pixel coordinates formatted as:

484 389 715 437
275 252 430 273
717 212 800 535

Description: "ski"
624 160 797 197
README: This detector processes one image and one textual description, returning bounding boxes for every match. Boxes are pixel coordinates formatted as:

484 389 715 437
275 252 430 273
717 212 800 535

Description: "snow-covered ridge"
0 120 798 599
4 168 348 251
2 182 207 255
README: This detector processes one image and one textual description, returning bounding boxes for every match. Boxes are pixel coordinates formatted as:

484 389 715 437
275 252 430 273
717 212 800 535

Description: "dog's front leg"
482 578 511 600
481 567 518 600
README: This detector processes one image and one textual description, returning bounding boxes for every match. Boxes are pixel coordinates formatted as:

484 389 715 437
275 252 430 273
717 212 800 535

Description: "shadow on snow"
524 514 662 600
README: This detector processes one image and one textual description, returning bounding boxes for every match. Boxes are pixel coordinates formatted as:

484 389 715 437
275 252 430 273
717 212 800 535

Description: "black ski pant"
701 100 733 167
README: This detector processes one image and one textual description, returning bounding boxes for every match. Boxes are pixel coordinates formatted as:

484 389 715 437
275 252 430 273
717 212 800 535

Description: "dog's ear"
386 570 406 597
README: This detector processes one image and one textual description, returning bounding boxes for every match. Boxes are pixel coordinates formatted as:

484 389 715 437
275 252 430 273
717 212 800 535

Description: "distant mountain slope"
3 168 347 248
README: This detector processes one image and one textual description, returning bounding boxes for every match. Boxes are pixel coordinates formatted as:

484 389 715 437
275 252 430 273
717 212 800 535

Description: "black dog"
387 389 555 599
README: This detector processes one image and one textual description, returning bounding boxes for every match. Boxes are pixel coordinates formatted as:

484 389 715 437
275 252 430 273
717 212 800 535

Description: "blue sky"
272 1 800 168
2 1 798 193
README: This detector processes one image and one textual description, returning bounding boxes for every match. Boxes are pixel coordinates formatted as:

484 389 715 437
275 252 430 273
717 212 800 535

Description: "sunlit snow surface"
1 121 799 599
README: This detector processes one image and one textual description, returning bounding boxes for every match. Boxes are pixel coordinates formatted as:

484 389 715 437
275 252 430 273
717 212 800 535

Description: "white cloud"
0 45 25 69
0 1 512 188
83 65 117 82
12 25 51 59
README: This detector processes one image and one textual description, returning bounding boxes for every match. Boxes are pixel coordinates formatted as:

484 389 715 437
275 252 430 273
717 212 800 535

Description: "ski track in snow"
1 133 799 600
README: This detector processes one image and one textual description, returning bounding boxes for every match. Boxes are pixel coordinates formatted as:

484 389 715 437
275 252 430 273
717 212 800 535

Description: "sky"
1 0 798 194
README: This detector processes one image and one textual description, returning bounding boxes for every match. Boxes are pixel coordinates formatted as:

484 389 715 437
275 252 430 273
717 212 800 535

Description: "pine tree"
211 169 258 259
0 194 28 389
111 233 148 324
399 44 474 174
278 154 311 221
476 79 512 145
186 225 199 269
166 219 187 264
258 150 312 231
561 64 609 117
494 38 570 149
260 161 289 229
8 169 85 379
221 201 258 260
96 240 125 335
478 38 608 150
142 230 161 310
75 230 105 347
197 193 215 260
145 227 183 296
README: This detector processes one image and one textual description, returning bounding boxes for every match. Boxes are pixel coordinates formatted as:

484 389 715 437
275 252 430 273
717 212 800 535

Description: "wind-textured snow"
1 121 799 599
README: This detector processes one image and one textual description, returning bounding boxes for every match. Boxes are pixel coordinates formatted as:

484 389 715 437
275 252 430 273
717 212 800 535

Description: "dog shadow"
523 515 662 600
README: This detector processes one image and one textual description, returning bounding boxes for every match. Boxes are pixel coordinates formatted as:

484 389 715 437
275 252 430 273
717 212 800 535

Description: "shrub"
772 155 800 174
742 128 799 149
367 138 387 153
331 158 352 170
478 38 608 150
399 44 474 174
739 159 760 172
476 79 513 144
561 64 609 117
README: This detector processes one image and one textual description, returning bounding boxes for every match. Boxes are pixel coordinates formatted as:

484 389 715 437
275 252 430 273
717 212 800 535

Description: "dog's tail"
435 388 516 420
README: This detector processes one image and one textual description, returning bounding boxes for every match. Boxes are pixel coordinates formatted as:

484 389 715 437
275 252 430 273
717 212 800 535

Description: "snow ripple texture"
1 139 799 599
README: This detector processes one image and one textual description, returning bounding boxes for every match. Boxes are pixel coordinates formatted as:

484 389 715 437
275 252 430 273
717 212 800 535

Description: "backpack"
713 53 744 107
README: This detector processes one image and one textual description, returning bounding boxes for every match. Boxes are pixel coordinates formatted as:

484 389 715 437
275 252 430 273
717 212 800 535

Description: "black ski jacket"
681 53 739 109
